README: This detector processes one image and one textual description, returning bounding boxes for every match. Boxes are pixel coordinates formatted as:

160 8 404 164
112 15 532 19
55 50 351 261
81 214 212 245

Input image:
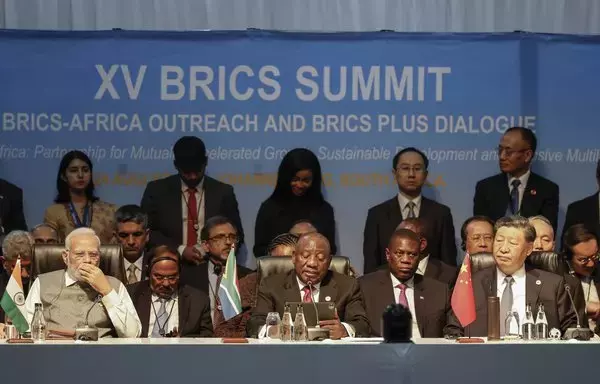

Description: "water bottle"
535 303 549 340
504 310 520 338
293 304 308 341
281 304 293 342
30 303 47 342
522 304 535 340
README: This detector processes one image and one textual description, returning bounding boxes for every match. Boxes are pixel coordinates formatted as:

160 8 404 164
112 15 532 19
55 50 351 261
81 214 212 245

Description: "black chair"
256 256 352 286
470 251 565 275
32 244 126 283
469 252 495 273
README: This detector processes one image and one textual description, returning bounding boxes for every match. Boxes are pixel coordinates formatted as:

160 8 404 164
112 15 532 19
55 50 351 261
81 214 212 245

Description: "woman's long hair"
54 150 99 203
269 148 324 205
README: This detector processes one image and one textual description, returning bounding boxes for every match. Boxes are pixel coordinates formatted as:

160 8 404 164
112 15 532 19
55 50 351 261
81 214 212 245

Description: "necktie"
213 272 225 328
127 264 138 284
302 286 313 303
510 179 521 214
151 299 168 337
406 201 416 219
500 276 515 336
186 188 198 246
396 283 409 308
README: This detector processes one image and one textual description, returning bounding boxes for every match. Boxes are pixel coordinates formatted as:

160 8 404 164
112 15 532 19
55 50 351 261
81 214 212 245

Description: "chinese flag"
451 253 476 327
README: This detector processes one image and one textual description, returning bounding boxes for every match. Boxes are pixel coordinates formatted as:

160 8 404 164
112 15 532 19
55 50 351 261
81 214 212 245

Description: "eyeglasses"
208 234 238 244
152 273 179 282
396 165 425 174
469 235 493 242
497 146 530 157
576 253 599 265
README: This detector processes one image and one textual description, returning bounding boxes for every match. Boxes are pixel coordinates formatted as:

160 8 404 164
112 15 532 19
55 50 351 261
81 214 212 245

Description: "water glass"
265 312 282 339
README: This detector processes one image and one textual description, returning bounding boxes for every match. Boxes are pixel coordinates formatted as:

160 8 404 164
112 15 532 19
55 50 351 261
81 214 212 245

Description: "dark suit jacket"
448 266 577 336
473 172 559 231
0 179 27 235
425 258 458 287
180 262 255 337
247 270 370 337
140 175 244 248
363 196 457 273
359 269 454 337
253 199 337 257
127 281 214 337
562 192 600 243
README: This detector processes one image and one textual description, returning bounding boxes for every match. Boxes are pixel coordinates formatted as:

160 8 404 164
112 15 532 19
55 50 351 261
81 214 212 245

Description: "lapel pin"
536 280 541 285
419 296 424 300
530 189 537 196
325 296 331 302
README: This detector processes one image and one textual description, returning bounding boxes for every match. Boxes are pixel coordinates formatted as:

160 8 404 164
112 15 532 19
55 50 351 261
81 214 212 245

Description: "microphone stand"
74 295 102 341
306 282 331 341
563 284 593 341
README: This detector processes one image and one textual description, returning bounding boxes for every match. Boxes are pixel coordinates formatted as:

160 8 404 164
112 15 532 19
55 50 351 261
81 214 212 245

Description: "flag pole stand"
456 325 485 343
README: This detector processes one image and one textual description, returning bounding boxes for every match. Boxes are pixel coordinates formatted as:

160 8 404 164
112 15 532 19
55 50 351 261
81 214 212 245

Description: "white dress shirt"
496 266 526 334
390 273 422 339
258 276 355 338
123 255 144 282
416 255 429 276
177 179 206 256
25 272 142 338
507 170 531 213
580 277 599 330
148 294 179 337
397 193 422 218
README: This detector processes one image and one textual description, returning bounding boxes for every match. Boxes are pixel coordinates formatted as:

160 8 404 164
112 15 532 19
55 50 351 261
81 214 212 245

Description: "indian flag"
0 259 29 333
217 246 242 321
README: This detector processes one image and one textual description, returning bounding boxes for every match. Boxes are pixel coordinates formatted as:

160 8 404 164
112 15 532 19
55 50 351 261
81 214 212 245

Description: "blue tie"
510 179 521 214
151 299 168 337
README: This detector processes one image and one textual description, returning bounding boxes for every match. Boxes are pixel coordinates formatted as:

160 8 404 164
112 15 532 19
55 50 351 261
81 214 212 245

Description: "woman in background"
44 150 116 244
267 233 299 257
253 148 336 257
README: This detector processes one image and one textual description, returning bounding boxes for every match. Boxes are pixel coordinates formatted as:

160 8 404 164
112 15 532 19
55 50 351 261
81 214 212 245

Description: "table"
1 338 597 384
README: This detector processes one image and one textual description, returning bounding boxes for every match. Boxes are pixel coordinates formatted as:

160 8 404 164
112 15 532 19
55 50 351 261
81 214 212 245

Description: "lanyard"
151 298 177 337
67 202 92 228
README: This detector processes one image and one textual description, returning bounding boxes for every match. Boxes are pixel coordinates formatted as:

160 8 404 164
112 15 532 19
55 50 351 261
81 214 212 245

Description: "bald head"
290 221 317 237
297 232 330 255
396 218 427 255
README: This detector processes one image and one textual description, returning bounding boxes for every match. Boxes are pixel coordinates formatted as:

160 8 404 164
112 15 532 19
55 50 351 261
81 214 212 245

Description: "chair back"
256 256 351 286
469 252 495 273
32 244 126 283
470 251 566 275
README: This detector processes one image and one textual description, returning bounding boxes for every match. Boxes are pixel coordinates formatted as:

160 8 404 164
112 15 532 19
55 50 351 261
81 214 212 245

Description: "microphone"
74 295 102 341
306 281 330 341
563 284 593 341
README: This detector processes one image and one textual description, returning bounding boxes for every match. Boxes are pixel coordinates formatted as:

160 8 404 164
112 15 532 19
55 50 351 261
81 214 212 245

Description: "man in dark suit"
127 245 213 337
179 216 254 337
562 223 600 334
141 136 243 265
247 232 370 339
396 218 457 286
363 147 457 274
114 205 151 285
460 215 494 255
473 127 559 231
448 216 577 337
0 179 27 254
360 229 456 338
562 160 600 243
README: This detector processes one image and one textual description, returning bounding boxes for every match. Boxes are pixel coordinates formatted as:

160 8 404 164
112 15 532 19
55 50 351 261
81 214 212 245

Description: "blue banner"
1 30 599 271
